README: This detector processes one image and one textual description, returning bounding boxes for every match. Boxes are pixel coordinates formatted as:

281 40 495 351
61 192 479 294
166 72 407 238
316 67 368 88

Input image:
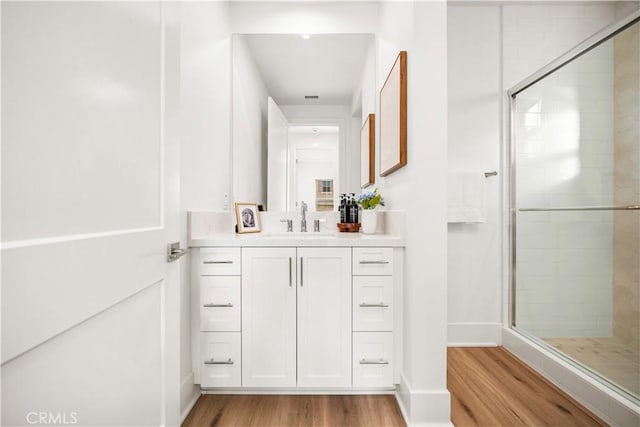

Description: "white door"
1 2 181 426
297 248 352 387
267 97 290 212
241 248 297 387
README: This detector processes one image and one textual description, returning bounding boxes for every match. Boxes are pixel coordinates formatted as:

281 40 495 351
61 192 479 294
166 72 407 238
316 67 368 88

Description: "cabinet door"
352 247 393 276
297 248 351 387
200 247 241 275
200 276 241 332
242 247 296 387
353 276 393 332
200 332 241 387
353 332 393 388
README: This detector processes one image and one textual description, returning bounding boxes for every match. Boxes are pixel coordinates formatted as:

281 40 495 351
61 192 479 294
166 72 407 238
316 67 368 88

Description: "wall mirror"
232 33 376 212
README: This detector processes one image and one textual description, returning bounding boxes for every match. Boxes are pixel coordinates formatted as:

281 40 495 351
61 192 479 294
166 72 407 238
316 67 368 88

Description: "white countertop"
189 232 405 247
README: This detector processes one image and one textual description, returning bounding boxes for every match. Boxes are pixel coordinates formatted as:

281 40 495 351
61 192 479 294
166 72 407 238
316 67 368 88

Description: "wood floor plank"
182 394 405 427
448 347 607 427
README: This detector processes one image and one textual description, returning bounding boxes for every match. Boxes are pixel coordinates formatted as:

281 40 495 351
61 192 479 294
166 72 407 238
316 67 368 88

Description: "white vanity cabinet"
191 237 403 392
352 247 395 388
241 247 351 388
197 248 241 387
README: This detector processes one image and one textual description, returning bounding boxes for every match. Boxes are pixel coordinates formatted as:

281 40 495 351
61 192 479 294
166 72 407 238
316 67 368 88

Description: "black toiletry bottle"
348 193 358 224
344 194 352 223
339 194 346 223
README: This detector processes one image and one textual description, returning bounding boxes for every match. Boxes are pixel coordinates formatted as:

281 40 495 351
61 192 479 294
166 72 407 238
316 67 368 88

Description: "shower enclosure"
510 14 639 403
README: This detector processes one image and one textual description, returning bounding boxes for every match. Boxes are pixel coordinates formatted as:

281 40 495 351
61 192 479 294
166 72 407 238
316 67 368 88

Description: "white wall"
376 2 450 424
232 35 269 206
447 2 625 346
447 6 503 346
179 1 231 418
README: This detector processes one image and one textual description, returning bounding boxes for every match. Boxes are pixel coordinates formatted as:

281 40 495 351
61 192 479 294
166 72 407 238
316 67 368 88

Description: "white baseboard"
202 388 394 395
395 373 452 426
503 328 640 427
180 373 201 424
447 322 502 347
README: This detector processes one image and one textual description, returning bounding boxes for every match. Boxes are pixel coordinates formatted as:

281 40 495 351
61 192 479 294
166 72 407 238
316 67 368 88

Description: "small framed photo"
235 202 261 233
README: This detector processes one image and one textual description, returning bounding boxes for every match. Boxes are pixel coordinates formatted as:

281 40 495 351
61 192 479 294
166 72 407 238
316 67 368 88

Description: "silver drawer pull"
359 358 389 365
203 260 234 264
359 302 389 308
359 260 389 265
204 358 234 365
203 303 233 308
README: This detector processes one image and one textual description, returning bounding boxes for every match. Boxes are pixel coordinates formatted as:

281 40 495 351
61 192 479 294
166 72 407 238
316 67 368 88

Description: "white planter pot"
360 209 378 234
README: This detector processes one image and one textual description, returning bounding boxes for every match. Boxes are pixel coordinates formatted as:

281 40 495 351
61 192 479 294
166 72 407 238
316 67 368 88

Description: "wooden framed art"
379 51 407 177
360 113 375 188
234 202 261 233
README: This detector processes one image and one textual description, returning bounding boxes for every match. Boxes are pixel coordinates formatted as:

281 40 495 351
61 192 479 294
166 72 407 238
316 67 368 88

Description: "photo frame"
360 113 375 188
379 51 407 177
234 202 262 233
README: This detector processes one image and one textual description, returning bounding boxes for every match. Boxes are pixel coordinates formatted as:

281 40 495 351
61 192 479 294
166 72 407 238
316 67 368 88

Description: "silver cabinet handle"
300 257 304 287
289 257 293 287
359 358 389 365
203 303 233 308
359 303 389 308
204 358 234 365
203 260 233 264
359 260 389 265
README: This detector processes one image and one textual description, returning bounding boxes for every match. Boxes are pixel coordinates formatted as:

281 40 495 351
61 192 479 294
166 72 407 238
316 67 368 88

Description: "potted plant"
356 189 384 234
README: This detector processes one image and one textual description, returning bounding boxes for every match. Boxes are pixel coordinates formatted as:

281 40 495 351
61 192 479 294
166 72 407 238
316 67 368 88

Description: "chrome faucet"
300 201 308 232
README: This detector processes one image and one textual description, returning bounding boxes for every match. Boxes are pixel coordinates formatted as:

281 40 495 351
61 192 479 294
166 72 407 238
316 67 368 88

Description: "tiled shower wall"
515 40 615 338
502 4 622 339
613 22 640 348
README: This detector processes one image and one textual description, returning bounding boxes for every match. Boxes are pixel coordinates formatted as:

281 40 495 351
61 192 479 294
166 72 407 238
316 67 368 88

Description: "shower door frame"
507 10 640 403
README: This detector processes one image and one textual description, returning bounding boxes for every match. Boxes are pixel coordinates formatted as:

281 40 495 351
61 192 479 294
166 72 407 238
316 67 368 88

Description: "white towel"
448 172 486 223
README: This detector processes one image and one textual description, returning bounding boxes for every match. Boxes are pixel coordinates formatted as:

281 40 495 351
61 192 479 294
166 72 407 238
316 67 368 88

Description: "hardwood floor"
182 394 405 427
448 347 606 426
183 347 606 427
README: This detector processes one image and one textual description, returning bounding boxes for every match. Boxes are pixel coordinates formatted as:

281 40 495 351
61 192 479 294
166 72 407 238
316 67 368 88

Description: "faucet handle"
280 219 293 232
313 218 326 232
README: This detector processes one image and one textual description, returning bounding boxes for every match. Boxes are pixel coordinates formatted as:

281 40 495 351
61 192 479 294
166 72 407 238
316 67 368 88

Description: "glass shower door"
511 20 639 402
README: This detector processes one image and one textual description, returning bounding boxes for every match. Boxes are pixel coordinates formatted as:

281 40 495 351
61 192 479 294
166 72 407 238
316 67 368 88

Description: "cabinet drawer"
200 276 241 332
200 248 241 275
353 276 393 332
200 332 241 387
353 332 393 388
352 248 393 275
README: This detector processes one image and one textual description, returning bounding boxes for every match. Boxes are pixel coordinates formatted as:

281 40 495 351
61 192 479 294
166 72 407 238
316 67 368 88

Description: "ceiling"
244 34 372 106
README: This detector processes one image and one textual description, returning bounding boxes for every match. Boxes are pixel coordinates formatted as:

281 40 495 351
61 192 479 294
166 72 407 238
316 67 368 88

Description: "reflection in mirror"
289 126 339 212
232 34 376 212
